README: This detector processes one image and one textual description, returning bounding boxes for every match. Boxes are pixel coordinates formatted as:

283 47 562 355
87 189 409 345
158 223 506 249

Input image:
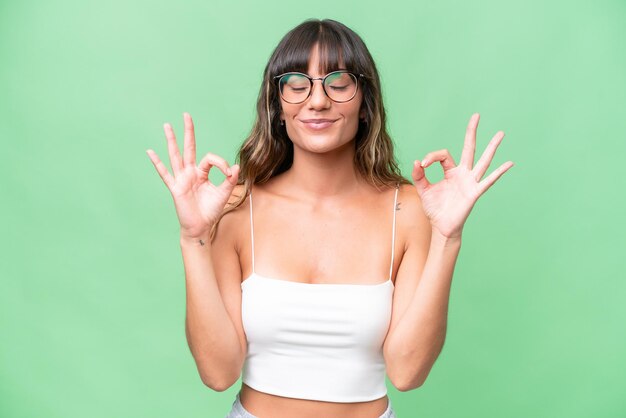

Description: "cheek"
350 96 364 120
280 100 296 116
343 102 363 126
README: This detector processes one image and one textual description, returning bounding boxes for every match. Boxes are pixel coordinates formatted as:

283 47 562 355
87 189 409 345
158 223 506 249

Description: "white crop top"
240 185 399 402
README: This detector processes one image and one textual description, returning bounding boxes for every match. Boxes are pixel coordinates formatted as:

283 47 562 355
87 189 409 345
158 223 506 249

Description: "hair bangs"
315 29 352 74
270 20 362 77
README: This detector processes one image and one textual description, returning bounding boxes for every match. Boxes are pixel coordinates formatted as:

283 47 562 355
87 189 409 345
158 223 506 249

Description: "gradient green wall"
1 0 625 417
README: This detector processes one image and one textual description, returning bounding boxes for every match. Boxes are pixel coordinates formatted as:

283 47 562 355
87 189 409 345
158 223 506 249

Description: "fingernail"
421 160 427 167
227 168 232 176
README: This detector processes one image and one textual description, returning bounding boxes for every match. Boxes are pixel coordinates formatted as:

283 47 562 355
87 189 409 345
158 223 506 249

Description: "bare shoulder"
396 184 431 248
396 184 430 232
212 184 249 251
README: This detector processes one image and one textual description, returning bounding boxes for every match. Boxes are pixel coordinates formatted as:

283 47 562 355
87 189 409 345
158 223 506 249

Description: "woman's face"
279 44 365 155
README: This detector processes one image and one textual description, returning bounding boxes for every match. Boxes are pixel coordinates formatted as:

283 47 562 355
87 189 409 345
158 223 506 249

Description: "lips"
300 118 337 130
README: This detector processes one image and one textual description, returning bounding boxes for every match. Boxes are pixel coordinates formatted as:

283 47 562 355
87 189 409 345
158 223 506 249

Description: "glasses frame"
273 70 365 104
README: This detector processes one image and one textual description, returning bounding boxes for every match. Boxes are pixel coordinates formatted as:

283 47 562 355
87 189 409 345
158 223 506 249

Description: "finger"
183 112 196 167
473 131 505 181
460 113 480 169
197 152 232 183
215 164 240 206
219 163 240 191
412 160 432 196
164 122 183 177
477 161 514 196
421 149 457 172
146 149 175 190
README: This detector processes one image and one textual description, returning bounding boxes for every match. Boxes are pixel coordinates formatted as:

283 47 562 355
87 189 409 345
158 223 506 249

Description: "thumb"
412 160 431 196
223 164 240 187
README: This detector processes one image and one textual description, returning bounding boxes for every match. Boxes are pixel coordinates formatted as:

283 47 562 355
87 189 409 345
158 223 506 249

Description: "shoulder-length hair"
211 18 410 239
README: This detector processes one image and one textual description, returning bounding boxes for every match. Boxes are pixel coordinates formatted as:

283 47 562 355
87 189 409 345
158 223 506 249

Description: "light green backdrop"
1 0 625 417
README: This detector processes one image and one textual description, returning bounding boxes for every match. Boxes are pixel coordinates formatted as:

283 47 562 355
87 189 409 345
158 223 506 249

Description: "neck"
280 143 365 199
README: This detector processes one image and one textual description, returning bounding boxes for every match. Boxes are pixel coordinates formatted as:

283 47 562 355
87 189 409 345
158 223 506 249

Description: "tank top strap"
389 183 400 281
249 190 255 274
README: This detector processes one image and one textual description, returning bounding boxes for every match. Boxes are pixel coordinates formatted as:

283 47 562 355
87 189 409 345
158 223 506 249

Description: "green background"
1 0 625 417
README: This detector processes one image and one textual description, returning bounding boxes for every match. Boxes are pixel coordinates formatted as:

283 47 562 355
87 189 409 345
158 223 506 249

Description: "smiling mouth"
300 119 337 130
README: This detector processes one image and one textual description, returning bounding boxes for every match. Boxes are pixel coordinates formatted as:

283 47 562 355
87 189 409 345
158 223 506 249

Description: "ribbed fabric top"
240 185 399 402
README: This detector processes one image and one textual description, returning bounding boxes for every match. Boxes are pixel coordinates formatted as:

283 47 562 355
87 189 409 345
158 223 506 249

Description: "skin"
146 43 513 417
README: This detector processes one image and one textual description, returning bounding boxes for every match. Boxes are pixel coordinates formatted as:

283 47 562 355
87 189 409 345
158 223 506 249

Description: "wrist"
180 230 212 247
431 228 462 247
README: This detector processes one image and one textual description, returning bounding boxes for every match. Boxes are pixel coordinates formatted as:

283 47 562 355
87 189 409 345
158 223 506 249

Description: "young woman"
146 19 513 418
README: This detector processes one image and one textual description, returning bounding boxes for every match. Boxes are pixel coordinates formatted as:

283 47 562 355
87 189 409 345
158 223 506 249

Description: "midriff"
239 383 390 418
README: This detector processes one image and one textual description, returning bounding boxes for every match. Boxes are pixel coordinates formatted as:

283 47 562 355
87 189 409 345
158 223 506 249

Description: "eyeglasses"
273 70 364 104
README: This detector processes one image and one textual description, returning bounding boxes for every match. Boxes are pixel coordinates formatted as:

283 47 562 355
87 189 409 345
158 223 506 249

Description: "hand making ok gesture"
146 113 240 241
411 113 514 239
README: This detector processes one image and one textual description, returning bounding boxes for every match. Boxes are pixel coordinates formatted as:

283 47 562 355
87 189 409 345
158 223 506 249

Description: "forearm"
385 230 462 390
180 234 244 391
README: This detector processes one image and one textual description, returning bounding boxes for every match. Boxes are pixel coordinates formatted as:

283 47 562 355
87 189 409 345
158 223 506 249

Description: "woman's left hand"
411 113 514 240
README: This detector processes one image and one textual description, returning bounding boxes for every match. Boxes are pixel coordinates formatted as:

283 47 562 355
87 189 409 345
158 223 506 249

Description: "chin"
300 137 354 154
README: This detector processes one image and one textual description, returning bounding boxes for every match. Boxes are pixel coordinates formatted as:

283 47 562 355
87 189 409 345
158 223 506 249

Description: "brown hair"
211 18 410 239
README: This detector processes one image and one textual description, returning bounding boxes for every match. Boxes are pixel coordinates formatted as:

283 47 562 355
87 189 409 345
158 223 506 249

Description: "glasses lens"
324 72 357 102
277 72 359 103
279 74 310 103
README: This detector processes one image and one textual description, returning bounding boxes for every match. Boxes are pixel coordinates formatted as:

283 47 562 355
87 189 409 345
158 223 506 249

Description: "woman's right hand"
146 112 240 240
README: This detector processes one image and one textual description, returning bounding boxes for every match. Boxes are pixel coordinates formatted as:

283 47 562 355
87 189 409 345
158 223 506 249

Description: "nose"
307 79 331 109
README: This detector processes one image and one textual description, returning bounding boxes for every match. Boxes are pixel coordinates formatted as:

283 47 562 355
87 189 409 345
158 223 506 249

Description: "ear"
359 108 366 120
